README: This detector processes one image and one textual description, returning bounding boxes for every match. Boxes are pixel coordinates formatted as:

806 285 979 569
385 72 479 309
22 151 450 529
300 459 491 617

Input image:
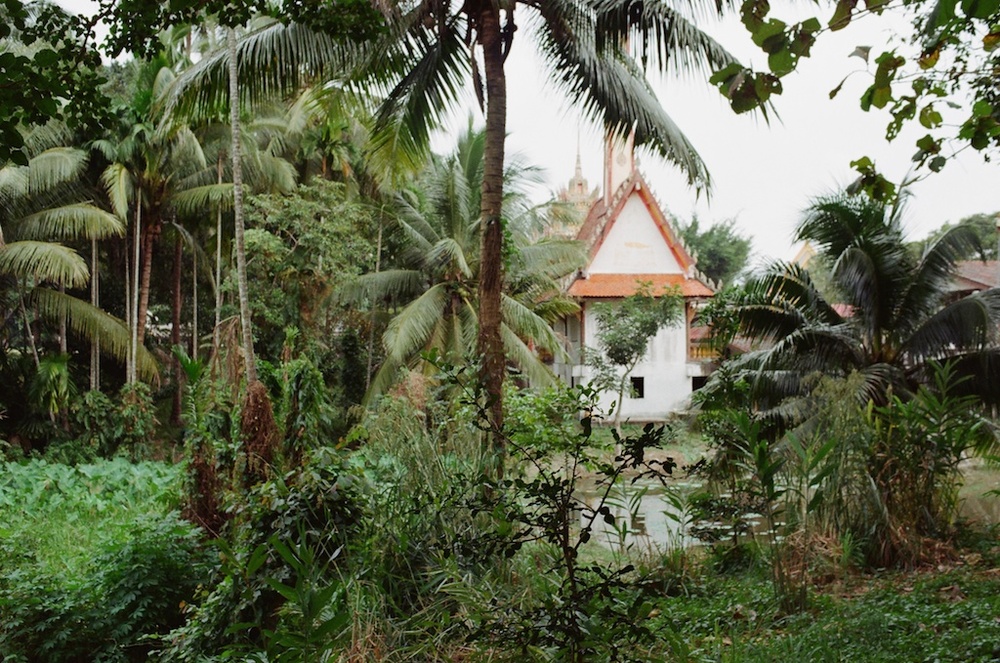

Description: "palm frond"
170 183 234 217
501 294 568 361
341 269 426 304
428 237 472 278
757 323 863 373
515 238 587 280
165 20 360 120
15 204 125 241
534 0 717 187
30 287 159 380
530 295 581 324
101 163 135 219
244 151 297 195
590 0 742 76
502 324 558 387
744 262 842 324
394 203 440 256
382 282 449 365
363 19 470 161
0 163 30 203
27 147 88 194
796 195 903 260
896 223 984 335
0 241 89 288
902 289 1000 361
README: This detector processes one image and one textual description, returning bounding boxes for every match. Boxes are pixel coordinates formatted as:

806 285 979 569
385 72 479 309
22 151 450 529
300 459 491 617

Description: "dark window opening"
692 376 708 391
630 376 645 399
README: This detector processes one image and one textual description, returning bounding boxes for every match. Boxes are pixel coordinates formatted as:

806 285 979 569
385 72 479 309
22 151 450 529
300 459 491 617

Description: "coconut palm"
364 1 743 434
162 2 746 436
348 126 585 399
0 127 156 378
724 192 1000 417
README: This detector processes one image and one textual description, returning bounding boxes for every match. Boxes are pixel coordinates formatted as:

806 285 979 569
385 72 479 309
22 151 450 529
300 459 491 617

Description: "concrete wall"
577 304 695 421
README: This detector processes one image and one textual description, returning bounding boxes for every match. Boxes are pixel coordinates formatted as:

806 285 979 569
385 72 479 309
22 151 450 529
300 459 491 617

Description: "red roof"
953 261 999 291
567 273 713 298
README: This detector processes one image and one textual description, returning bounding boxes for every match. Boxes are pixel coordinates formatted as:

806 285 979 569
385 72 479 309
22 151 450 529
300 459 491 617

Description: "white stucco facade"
585 304 695 419
588 196 684 276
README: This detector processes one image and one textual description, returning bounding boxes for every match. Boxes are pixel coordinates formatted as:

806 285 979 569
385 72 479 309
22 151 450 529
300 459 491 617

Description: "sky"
434 7 999 265
62 0 998 264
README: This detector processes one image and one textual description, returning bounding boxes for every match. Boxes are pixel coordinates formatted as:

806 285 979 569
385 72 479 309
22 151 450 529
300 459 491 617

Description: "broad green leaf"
829 0 859 30
962 0 1000 19
919 105 943 128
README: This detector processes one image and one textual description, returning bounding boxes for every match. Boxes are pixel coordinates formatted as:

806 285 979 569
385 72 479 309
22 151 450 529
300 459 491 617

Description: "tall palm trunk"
171 232 183 425
229 26 257 384
58 283 66 354
90 237 100 390
129 202 142 384
136 216 157 345
365 220 382 391
192 238 198 362
213 154 224 355
477 1 507 454
18 287 39 369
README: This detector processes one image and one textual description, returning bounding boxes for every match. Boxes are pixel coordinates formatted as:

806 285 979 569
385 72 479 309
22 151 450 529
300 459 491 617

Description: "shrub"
158 448 362 660
0 514 213 662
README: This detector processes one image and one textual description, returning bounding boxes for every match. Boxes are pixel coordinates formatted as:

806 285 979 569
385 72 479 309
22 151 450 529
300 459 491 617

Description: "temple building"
552 133 716 419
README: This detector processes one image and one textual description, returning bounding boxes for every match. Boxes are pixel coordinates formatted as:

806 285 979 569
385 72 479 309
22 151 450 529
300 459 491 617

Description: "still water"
577 470 1000 550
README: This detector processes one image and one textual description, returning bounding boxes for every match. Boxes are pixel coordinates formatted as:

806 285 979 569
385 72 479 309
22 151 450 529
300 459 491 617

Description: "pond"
577 466 1000 550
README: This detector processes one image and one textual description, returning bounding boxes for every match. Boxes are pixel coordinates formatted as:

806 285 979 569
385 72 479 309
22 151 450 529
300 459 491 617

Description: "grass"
633 534 1000 662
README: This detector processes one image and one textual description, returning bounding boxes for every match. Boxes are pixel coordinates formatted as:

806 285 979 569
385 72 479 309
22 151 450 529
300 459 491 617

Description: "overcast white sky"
64 0 998 263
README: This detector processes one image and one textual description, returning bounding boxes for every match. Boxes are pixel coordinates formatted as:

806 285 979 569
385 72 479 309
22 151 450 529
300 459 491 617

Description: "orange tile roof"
567 273 713 298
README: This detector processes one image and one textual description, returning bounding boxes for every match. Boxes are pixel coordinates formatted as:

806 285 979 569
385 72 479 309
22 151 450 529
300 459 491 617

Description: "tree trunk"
213 154 224 355
136 216 157 346
90 237 100 391
477 1 507 460
171 232 183 425
129 202 142 384
192 238 198 362
125 228 132 382
19 287 39 369
58 283 66 355
229 26 257 384
365 220 382 392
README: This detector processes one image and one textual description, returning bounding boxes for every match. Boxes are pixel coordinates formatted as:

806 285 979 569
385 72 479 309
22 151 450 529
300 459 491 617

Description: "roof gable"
570 170 712 299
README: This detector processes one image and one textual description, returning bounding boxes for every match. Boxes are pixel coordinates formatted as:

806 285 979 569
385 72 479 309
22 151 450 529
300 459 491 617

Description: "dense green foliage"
700 193 1000 569
0 459 212 662
2 2 1000 660
679 217 753 286
721 193 1000 413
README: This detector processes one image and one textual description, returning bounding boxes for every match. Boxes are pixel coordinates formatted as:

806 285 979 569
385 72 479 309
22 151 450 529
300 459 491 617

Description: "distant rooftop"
952 260 999 292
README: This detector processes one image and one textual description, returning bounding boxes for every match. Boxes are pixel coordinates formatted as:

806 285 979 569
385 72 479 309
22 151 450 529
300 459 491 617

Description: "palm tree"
0 128 156 378
348 125 585 399
724 192 1000 416
163 2 745 439
367 1 743 437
